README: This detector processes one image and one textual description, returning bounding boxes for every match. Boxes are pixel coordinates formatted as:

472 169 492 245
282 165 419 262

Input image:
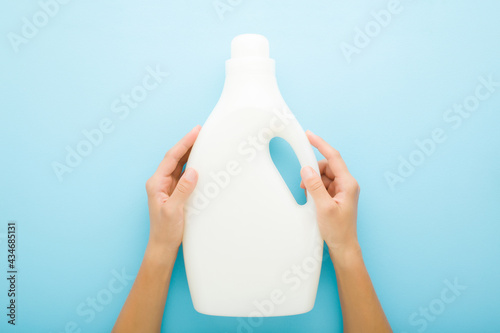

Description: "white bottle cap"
226 34 274 75
231 34 270 59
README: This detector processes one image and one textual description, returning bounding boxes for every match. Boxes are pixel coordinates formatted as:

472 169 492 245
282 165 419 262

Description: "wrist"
144 241 179 268
327 240 363 269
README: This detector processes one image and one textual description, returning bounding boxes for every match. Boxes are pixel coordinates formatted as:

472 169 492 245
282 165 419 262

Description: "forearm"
112 244 177 333
330 242 392 333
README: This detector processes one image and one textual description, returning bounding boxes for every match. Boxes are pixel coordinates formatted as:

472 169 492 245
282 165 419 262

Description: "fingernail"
301 166 314 179
183 168 197 182
306 130 314 136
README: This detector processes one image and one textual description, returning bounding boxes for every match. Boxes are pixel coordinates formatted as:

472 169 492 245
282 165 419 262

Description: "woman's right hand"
300 130 361 261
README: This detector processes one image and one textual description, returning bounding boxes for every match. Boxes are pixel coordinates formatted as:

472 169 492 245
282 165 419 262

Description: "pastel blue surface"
1 1 499 332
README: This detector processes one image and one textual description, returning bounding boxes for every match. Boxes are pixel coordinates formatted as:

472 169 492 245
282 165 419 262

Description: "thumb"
169 168 198 206
300 166 331 205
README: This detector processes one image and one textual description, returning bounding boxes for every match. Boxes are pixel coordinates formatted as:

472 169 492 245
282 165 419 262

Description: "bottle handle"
274 110 320 214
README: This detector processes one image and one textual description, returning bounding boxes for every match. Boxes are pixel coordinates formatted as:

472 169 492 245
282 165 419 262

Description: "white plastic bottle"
183 34 323 317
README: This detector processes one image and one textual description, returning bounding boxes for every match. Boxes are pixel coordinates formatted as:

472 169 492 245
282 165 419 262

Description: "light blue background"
1 1 499 332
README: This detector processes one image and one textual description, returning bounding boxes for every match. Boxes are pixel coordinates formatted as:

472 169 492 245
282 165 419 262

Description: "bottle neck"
225 57 275 76
220 58 280 108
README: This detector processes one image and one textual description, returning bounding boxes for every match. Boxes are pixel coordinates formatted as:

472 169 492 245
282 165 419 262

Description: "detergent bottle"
183 34 323 317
